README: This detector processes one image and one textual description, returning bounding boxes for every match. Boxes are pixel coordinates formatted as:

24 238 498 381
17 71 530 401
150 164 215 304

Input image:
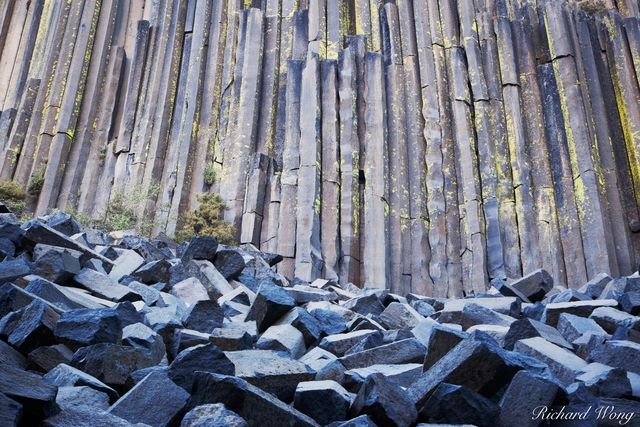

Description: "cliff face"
0 0 638 295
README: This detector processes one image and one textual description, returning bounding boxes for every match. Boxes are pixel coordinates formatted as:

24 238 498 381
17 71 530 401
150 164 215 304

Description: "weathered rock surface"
0 215 639 426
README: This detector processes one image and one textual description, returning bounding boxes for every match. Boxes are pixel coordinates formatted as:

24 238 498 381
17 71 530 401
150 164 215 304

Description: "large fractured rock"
245 281 296 332
74 268 141 302
71 343 158 388
23 276 86 311
274 307 322 346
225 349 314 402
575 365 632 398
188 373 320 426
180 403 248 427
171 277 209 306
379 302 424 329
340 338 427 369
42 407 146 426
408 336 549 409
557 312 609 343
510 268 553 302
438 302 516 330
498 370 559 427
514 337 588 385
32 244 81 284
0 392 22 427
182 299 224 333
0 363 57 422
55 385 110 411
4 299 58 353
122 323 166 364
589 306 639 334
349 373 417 427
294 380 352 425
213 249 246 280
541 299 619 326
168 343 235 391
108 371 189 427
28 344 73 372
343 364 423 392
108 250 145 282
587 340 640 374
55 307 123 348
503 317 572 350
320 329 381 357
423 325 468 369
256 324 305 358
181 237 218 263
43 363 118 402
342 293 386 318
131 259 171 284
440 297 520 317
22 222 113 266
0 258 32 285
420 383 499 427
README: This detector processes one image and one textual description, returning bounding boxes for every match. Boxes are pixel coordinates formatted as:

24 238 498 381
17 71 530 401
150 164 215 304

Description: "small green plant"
94 184 160 237
176 192 236 244
27 167 45 196
203 163 217 186
0 180 26 216
61 207 93 229
576 0 610 13
98 145 107 166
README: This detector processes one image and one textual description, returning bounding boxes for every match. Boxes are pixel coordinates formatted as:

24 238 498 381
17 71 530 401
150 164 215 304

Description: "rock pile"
1 208 639 426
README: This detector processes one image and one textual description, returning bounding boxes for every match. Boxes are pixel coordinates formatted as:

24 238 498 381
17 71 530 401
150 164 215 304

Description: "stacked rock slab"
0 0 639 295
0 211 639 425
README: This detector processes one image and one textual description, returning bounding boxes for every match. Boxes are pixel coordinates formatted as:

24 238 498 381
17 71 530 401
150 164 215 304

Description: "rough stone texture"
0 363 57 423
557 313 609 343
225 349 314 402
55 386 110 411
294 380 352 425
497 370 559 427
180 403 247 427
108 371 189 427
510 269 553 302
43 363 118 402
350 373 417 427
420 383 499 427
407 336 549 410
245 281 296 332
588 340 640 374
514 337 588 385
168 343 235 391
256 324 305 358
0 392 22 426
339 338 427 370
188 373 319 427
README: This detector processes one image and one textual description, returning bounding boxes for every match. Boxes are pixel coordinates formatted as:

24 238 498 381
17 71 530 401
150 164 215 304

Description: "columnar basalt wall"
0 0 639 296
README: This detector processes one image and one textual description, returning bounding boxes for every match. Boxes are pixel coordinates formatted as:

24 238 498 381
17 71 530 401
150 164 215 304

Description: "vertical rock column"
320 60 340 280
362 52 389 289
513 4 565 285
381 2 410 295
544 2 613 279
495 4 541 275
295 53 323 281
219 7 265 233
414 0 445 297
398 0 433 296
338 42 362 286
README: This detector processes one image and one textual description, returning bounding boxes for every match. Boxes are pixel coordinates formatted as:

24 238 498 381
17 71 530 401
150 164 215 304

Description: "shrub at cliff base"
177 192 235 245
0 180 26 217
